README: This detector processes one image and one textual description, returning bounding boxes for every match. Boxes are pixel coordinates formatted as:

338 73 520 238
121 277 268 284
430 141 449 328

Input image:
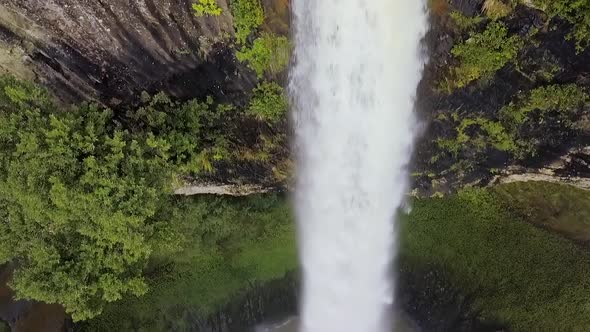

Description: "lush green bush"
192 0 222 17
126 92 234 174
0 74 296 322
236 33 291 77
247 81 288 123
230 0 264 45
447 22 523 88
0 81 174 320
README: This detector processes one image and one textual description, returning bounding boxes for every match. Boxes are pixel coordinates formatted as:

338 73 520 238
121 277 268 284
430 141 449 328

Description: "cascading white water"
290 1 427 331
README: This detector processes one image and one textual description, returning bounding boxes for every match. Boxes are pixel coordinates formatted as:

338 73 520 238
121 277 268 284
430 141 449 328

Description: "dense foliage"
0 73 294 320
230 0 264 45
236 33 291 77
0 76 244 320
445 22 523 89
192 0 222 17
0 78 171 320
247 82 288 123
126 92 235 174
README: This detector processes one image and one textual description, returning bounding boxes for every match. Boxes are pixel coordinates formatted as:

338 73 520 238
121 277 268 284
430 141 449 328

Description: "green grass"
494 181 590 244
400 184 590 331
80 194 298 331
83 182 590 331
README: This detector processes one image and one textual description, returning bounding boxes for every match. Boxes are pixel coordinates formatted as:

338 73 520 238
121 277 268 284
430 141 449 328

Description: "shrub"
192 0 222 17
447 22 523 88
231 0 264 45
247 82 288 122
500 84 589 126
436 116 516 157
126 93 234 173
0 102 173 321
236 33 291 77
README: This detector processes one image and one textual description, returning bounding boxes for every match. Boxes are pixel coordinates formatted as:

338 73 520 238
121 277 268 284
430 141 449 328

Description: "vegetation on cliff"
192 0 223 17
442 21 523 90
236 33 291 77
416 0 590 196
231 0 265 45
0 74 289 321
434 84 588 167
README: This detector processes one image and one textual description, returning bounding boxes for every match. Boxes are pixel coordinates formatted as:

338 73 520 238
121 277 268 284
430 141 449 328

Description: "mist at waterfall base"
289 0 428 331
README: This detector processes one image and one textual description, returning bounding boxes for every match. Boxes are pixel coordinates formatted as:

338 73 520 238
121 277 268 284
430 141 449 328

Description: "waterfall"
290 1 427 331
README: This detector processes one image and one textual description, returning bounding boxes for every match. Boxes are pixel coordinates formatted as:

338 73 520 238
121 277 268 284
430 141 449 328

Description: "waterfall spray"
290 1 427 331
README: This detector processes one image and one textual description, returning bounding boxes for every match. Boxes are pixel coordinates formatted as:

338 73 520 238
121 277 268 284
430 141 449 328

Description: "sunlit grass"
400 183 590 330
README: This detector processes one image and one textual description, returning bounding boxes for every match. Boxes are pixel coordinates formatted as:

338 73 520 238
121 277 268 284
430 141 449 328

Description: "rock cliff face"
0 0 256 106
411 0 590 196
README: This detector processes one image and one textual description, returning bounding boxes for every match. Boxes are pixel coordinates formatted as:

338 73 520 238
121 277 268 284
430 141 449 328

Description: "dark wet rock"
398 263 506 332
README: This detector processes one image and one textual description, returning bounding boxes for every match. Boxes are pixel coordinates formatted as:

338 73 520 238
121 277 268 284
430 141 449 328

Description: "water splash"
290 1 428 331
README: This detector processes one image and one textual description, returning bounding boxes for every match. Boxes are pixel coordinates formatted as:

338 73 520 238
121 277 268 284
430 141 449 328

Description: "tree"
0 77 200 321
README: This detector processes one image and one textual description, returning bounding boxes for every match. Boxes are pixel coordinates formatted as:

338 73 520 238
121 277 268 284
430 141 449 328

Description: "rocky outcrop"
492 146 590 191
174 182 272 196
0 0 256 106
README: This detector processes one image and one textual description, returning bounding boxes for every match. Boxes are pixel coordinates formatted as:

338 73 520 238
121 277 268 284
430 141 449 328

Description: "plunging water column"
290 1 427 331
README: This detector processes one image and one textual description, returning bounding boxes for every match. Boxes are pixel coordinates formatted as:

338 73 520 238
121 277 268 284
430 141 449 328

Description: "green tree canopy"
0 77 225 321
